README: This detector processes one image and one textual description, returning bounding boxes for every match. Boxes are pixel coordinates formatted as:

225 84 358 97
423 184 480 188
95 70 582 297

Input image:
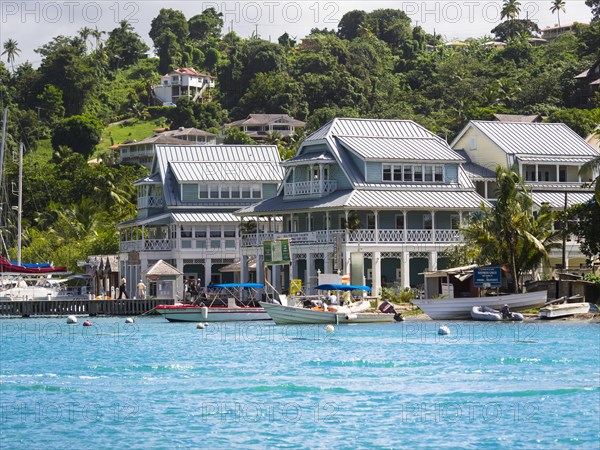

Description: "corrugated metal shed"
337 136 465 162
468 121 598 157
530 192 595 208
169 161 284 182
305 118 434 142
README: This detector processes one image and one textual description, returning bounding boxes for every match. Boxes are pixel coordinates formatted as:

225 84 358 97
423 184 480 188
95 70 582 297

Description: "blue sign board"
473 267 502 288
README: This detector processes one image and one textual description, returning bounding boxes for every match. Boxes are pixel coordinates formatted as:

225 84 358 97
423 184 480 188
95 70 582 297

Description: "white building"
153 68 216 106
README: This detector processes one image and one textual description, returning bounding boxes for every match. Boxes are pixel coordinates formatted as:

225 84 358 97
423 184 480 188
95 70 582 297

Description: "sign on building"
263 239 290 265
473 267 502 288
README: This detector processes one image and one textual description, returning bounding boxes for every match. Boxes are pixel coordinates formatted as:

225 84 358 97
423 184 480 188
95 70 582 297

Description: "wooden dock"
0 298 175 317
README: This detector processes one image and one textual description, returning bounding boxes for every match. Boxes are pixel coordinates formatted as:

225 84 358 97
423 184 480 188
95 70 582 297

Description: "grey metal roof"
133 172 162 186
170 161 284 182
493 114 542 123
517 155 596 164
160 127 216 138
172 212 273 223
237 188 485 214
346 190 486 210
116 213 172 228
464 121 598 157
305 118 434 142
461 163 497 180
530 192 595 208
120 135 191 147
337 136 465 162
225 114 306 127
282 151 335 166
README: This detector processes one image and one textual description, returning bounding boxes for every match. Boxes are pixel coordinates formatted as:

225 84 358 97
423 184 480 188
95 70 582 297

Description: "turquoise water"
1 317 599 449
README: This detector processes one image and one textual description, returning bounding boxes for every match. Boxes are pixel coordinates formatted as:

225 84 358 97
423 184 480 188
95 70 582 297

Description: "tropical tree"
585 0 600 21
580 152 600 204
461 166 559 292
501 0 521 20
1 38 20 71
550 0 566 27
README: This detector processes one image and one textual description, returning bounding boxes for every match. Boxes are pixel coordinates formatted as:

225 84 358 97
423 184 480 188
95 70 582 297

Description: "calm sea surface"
1 316 598 449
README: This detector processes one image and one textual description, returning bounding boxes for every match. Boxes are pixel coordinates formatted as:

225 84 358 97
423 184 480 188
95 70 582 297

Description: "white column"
402 251 410 289
319 164 324 193
324 253 333 274
430 251 438 272
241 255 249 284
374 210 379 243
176 257 184 301
256 255 264 286
431 211 436 243
204 258 212 288
306 253 314 292
373 251 382 297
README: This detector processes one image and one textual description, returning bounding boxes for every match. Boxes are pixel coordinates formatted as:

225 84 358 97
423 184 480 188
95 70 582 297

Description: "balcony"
241 228 462 247
284 180 337 197
137 196 164 209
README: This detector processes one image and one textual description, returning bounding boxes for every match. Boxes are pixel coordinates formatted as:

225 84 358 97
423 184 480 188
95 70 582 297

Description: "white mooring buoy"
125 317 135 324
438 325 451 335
196 323 206 329
66 315 77 324
325 324 335 333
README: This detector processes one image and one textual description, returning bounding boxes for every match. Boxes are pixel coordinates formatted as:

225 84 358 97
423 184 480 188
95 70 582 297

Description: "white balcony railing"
284 180 337 197
240 228 463 247
137 196 164 209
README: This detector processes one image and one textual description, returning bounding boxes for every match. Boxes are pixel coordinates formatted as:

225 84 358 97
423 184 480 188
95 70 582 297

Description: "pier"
0 298 175 317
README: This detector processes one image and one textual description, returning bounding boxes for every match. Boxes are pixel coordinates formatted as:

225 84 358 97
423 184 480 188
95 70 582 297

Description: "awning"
219 259 257 272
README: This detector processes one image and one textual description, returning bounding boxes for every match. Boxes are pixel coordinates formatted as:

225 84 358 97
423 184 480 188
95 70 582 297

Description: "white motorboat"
470 305 523 321
259 284 401 325
156 283 271 322
538 300 590 319
412 291 547 320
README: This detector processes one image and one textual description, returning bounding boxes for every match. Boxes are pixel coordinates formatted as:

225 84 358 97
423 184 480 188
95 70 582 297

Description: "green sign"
263 239 290 265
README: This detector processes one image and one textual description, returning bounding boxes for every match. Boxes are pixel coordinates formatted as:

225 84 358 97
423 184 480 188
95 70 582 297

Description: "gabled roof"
493 114 542 123
225 114 306 127
120 135 192 147
162 68 215 78
305 118 433 142
282 151 335 166
170 161 284 182
451 121 598 158
159 127 216 138
337 136 464 162
133 172 162 186
144 260 182 276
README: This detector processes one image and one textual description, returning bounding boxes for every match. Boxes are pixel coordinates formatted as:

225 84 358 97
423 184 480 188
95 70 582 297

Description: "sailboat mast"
17 142 23 265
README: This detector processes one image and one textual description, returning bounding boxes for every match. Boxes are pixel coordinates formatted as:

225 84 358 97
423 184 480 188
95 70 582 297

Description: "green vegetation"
0 3 599 269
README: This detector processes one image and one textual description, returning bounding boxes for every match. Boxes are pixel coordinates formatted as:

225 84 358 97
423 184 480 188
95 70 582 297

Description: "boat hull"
412 291 547 320
156 305 271 322
538 302 590 319
259 302 396 325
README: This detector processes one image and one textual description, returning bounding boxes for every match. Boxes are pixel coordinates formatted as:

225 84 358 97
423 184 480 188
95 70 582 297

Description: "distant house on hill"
574 59 600 107
224 114 306 140
152 68 216 106
118 128 217 169
541 22 588 40
493 114 543 123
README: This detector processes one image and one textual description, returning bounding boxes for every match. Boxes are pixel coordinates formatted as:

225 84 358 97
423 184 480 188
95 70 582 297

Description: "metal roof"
225 114 305 127
459 121 598 157
305 118 434 142
530 192 595 208
237 188 485 214
170 161 284 182
133 172 162 186
337 136 465 162
282 151 335 166
461 163 497 180
171 212 242 223
517 155 596 164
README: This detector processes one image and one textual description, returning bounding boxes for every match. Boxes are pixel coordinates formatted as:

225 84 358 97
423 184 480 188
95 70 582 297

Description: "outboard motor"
378 301 395 314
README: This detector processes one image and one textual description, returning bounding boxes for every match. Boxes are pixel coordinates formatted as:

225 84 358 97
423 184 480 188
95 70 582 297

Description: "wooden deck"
0 298 175 317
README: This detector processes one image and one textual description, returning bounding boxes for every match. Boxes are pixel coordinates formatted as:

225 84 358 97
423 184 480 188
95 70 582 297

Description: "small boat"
412 291 547 320
538 297 590 319
259 284 400 325
470 305 523 321
156 283 271 322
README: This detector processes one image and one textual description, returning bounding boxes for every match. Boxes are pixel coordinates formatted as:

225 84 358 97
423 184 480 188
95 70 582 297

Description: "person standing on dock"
118 276 129 299
137 279 146 299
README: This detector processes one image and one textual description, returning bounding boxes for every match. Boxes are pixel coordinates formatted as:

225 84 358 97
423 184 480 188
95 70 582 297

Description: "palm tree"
462 166 557 292
501 0 521 20
78 27 93 52
580 152 600 205
1 38 21 71
550 0 566 27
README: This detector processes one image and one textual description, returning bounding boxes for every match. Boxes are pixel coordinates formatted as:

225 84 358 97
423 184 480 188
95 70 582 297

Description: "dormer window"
382 164 445 183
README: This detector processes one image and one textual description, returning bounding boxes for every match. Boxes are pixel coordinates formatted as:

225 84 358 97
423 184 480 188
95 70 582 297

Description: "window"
181 227 192 238
383 165 392 181
414 165 423 182
251 184 261 199
224 229 236 238
559 167 566 182
221 185 231 199
423 214 432 230
367 214 375 230
199 185 209 199
395 214 404 229
424 165 433 182
210 185 219 198
210 229 222 238
242 185 251 199
434 165 444 182
195 229 206 238
470 136 477 150
403 165 413 182
393 166 402 181
231 186 241 198
450 214 460 230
